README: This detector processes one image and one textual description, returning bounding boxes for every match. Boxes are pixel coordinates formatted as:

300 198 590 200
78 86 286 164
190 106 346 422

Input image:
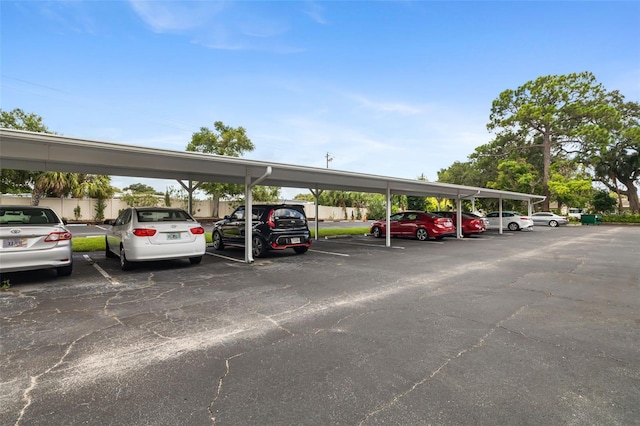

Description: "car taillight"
133 228 157 237
44 231 72 242
520 217 530 221
190 227 205 234
267 209 275 227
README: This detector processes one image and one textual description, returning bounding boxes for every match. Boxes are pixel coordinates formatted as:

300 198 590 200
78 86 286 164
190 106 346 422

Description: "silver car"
104 207 206 270
531 212 569 227
0 206 73 276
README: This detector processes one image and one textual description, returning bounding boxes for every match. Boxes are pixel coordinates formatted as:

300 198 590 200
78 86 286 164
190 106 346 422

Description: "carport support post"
499 196 503 234
386 185 391 247
245 175 253 263
310 188 324 241
177 180 204 215
456 197 463 239
245 167 273 263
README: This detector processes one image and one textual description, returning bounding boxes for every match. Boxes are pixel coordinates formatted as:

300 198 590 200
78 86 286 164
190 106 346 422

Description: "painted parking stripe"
309 249 350 257
320 240 405 249
205 252 246 263
83 254 122 286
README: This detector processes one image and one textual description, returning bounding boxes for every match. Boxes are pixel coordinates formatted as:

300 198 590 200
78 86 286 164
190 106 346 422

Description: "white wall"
0 196 368 222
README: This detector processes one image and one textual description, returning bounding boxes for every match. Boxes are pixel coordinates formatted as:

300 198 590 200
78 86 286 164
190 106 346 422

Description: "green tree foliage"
122 182 160 207
547 161 592 210
186 121 256 215
591 190 617 213
488 159 540 194
575 93 640 213
487 72 611 210
123 183 160 194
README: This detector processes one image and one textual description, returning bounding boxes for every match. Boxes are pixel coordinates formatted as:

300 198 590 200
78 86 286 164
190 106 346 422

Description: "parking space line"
82 254 122 286
205 252 246 263
320 240 405 249
309 249 350 257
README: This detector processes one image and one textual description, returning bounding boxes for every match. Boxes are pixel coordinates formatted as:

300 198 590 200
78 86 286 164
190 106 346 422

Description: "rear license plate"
166 233 181 240
290 237 300 244
3 238 27 248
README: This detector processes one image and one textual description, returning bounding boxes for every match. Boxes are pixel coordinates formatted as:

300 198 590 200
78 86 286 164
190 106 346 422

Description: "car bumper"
124 239 206 261
0 245 73 273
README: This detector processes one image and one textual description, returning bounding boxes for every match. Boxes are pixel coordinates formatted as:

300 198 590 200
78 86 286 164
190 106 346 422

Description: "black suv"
212 204 312 257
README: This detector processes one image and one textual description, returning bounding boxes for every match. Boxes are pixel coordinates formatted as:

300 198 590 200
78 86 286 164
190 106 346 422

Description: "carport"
0 128 545 262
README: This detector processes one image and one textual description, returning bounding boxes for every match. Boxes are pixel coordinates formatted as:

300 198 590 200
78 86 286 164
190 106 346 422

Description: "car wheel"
57 262 73 277
293 247 308 254
252 236 268 258
212 231 224 250
105 237 116 258
508 222 520 231
416 228 429 241
549 220 558 227
189 256 202 264
120 245 133 271
371 226 382 238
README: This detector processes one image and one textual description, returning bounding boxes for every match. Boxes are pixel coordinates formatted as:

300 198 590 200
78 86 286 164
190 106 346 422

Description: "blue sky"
2 1 639 198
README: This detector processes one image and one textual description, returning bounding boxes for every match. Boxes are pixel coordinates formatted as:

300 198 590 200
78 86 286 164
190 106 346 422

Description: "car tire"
508 222 520 231
212 231 224 250
549 220 558 227
371 226 382 238
252 236 268 258
189 256 202 264
120 245 133 271
416 228 429 241
293 247 308 254
105 237 116 258
57 262 73 277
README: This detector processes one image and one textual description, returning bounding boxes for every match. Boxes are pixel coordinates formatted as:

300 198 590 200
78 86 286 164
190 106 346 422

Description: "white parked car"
485 211 534 231
105 207 206 270
0 206 73 276
531 212 569 227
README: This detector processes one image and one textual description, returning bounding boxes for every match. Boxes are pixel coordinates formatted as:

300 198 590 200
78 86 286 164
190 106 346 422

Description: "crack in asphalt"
14 332 92 426
208 353 244 426
356 303 534 425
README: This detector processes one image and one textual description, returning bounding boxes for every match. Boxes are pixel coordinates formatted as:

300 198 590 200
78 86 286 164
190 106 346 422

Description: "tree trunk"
212 197 220 218
31 190 43 206
619 177 640 213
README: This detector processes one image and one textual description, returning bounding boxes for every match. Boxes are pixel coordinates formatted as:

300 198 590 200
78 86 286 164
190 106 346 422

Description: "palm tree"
31 172 78 205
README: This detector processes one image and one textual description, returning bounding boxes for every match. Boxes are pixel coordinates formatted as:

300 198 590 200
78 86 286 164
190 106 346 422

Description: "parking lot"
1 225 639 425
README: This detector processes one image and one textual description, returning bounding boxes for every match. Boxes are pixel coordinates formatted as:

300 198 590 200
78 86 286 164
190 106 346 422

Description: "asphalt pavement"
1 225 639 425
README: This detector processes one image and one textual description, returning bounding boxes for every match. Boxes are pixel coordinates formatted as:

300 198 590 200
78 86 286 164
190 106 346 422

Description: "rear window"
136 209 194 222
273 208 306 220
0 207 59 225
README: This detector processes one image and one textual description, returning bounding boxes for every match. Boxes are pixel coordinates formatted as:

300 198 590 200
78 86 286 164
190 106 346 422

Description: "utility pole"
325 152 334 168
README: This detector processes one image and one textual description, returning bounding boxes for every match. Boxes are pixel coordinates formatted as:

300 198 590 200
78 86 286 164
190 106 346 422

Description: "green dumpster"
581 214 602 225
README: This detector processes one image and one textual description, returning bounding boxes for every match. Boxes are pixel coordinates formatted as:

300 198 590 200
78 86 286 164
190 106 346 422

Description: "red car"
431 211 487 237
370 211 456 241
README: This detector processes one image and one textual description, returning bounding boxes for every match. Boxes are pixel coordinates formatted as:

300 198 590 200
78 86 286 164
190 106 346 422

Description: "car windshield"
137 209 193 222
0 207 59 225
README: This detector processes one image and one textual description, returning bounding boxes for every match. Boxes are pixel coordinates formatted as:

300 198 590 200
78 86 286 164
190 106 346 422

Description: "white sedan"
485 211 534 231
0 205 73 277
531 212 569 227
105 207 206 270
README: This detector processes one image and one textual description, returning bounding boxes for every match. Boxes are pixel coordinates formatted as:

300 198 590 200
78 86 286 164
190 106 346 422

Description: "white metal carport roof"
0 128 545 261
